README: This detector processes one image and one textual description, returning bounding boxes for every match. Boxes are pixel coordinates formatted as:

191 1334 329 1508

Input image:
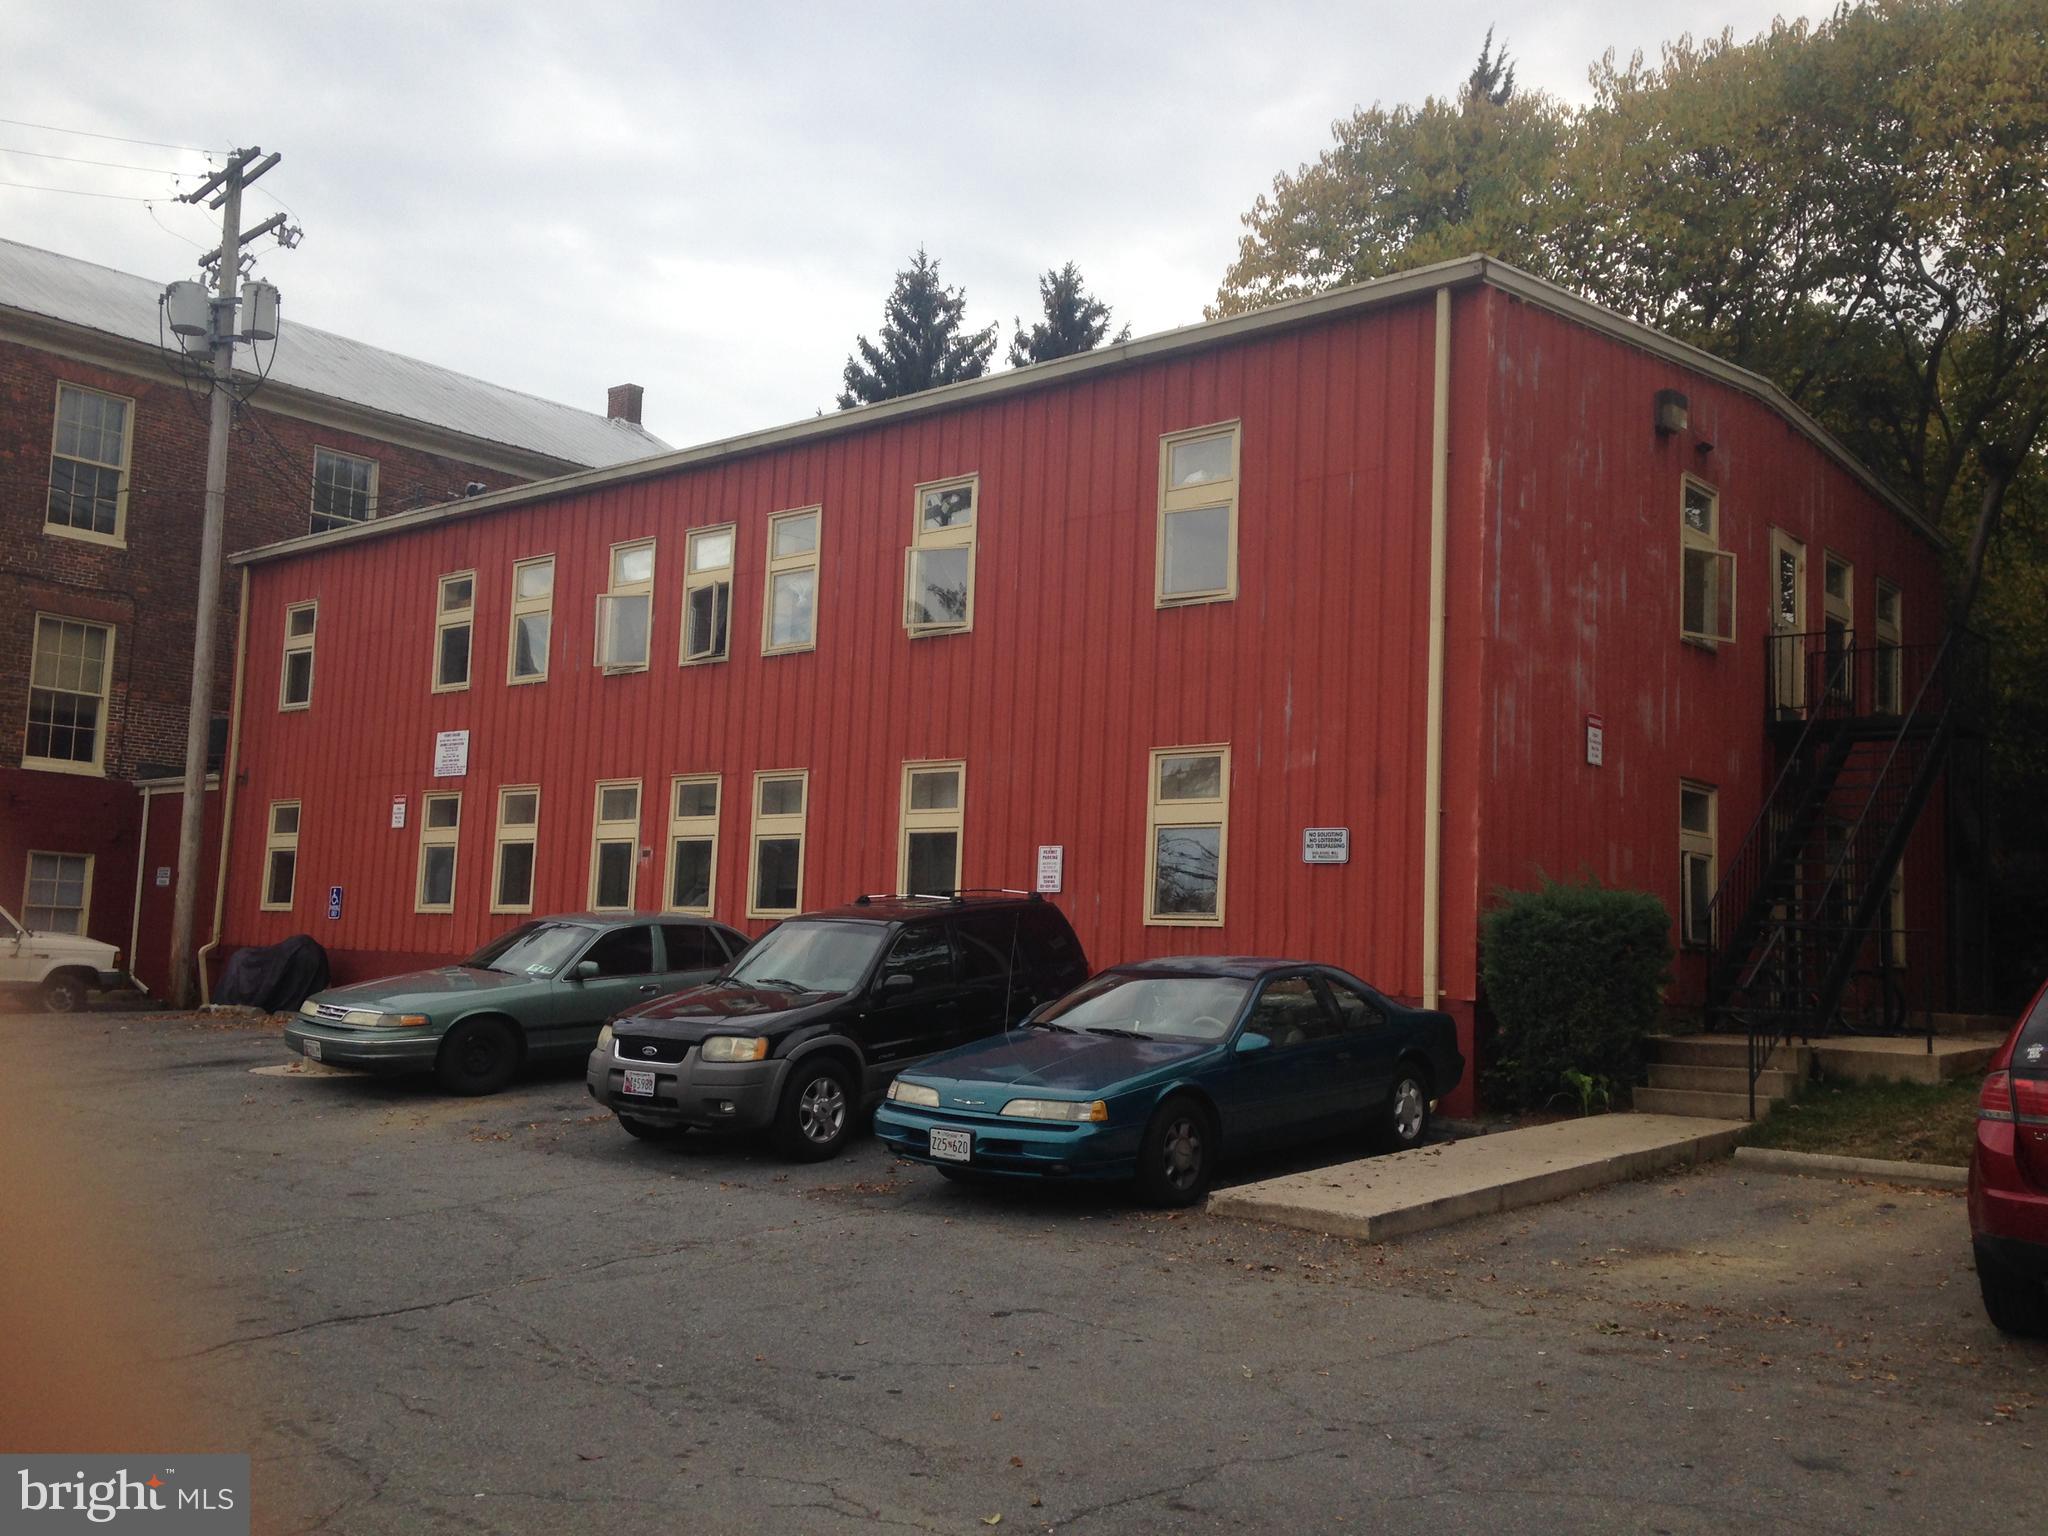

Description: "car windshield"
725 921 884 995
1038 974 1252 1042
463 921 592 978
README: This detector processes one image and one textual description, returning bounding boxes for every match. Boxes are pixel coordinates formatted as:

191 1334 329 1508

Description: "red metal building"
214 259 1952 1115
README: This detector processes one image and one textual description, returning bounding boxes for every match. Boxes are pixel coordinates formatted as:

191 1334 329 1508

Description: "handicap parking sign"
327 885 343 920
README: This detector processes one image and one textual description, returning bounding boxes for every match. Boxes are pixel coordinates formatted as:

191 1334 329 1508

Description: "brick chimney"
606 383 644 425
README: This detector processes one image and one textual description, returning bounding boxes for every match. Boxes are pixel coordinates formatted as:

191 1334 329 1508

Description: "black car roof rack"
850 888 1042 907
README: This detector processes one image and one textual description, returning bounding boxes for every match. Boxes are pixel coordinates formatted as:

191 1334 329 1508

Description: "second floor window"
279 602 316 710
47 384 131 542
1680 479 1736 646
1157 425 1239 605
763 509 820 654
905 476 976 635
25 615 113 773
598 540 654 672
311 448 377 533
509 557 553 683
683 525 734 664
434 572 474 692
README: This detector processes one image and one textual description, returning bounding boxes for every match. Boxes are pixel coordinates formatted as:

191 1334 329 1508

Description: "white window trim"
1144 744 1230 926
1155 422 1241 608
507 555 555 686
23 612 115 776
433 571 475 694
747 769 809 918
310 446 379 534
23 850 94 936
898 760 965 894
762 507 822 656
1680 475 1736 648
491 785 540 915
596 539 655 674
261 800 301 912
415 792 462 914
1679 780 1718 951
1874 579 1904 714
666 773 722 915
588 779 642 911
1887 857 1907 969
682 524 737 666
904 475 978 638
45 382 134 549
278 601 316 713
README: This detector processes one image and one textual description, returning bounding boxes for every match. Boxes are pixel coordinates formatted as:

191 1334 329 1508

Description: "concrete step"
1812 1035 2003 1085
1929 1012 2014 1038
1647 1035 1812 1074
1646 1062 1800 1098
1631 1085 1780 1121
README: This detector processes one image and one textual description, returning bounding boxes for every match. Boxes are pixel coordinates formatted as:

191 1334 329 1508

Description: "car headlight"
299 1000 320 1019
887 1080 940 1108
700 1035 769 1063
999 1097 1108 1123
374 1012 431 1029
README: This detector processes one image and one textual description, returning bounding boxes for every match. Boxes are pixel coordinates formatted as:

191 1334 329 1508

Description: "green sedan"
284 914 749 1095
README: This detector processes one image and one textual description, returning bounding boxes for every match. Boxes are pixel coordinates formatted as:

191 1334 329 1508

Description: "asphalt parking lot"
4 1008 2045 1535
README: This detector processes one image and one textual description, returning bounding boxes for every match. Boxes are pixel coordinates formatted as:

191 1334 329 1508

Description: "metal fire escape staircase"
1704 625 1985 1114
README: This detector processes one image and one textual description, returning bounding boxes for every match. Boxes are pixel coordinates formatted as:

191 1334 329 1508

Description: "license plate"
622 1069 656 1097
929 1127 971 1163
302 1037 322 1062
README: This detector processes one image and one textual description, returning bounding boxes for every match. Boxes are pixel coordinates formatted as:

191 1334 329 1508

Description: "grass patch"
1740 1075 1978 1166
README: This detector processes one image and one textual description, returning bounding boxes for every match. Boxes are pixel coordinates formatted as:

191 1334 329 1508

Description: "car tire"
1135 1096 1216 1209
40 973 88 1014
1977 1245 2048 1338
434 1018 520 1096
617 1115 688 1144
1373 1065 1432 1153
774 1057 857 1161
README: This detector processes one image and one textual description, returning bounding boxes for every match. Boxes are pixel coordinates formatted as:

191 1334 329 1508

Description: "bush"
1479 877 1674 1112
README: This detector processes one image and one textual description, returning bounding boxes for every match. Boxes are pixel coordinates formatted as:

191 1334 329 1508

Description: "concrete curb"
1732 1145 1968 1189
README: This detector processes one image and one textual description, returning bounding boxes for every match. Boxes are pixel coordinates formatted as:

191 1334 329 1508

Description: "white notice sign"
1035 845 1064 894
433 730 470 778
154 866 171 888
390 796 407 829
1302 827 1350 865
1586 713 1605 768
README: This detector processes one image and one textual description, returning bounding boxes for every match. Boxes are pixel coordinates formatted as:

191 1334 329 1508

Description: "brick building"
1 238 665 990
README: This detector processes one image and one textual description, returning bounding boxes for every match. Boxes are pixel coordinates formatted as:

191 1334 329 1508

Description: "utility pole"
166 146 281 1008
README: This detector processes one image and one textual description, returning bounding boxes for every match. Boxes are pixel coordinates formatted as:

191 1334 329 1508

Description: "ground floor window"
416 792 461 912
263 802 300 911
1679 781 1717 950
589 781 642 911
899 760 964 895
1145 745 1229 924
667 775 720 914
24 851 92 934
493 787 539 912
749 770 807 917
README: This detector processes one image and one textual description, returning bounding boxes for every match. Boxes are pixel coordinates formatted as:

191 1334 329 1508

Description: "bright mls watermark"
5 1456 249 1534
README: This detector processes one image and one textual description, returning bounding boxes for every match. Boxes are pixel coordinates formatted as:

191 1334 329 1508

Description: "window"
899 761 964 895
1822 553 1853 704
584 924 656 977
1886 859 1907 968
667 774 720 914
1245 976 1337 1046
763 508 820 654
1325 977 1385 1032
46 384 131 543
748 770 807 917
1874 581 1903 715
24 851 92 934
597 539 654 672
1680 479 1736 645
262 801 300 911
24 615 114 773
492 786 539 913
905 476 977 635
434 572 474 692
310 448 377 533
1157 424 1239 605
508 557 554 684
1146 745 1230 924
416 792 461 913
683 525 735 664
589 780 642 911
879 923 954 995
660 921 725 972
274 601 316 712
1679 782 1717 950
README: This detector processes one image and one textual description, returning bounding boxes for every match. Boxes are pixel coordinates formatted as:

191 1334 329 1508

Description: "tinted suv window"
953 912 1018 983
1017 904 1083 980
1246 976 1337 1047
880 924 954 995
583 925 655 977
659 922 719 972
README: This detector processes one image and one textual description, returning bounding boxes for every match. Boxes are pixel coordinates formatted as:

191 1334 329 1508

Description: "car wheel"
1135 1096 1215 1208
40 973 88 1014
774 1057 856 1161
617 1115 688 1144
434 1018 520 1096
1977 1244 2048 1338
1374 1066 1431 1152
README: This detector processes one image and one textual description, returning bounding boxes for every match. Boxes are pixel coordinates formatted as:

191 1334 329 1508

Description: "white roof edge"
229 254 1935 567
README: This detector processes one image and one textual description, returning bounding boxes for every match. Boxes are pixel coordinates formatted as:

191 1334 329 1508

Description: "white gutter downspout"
1422 287 1452 1011
195 568 251 1004
127 784 152 995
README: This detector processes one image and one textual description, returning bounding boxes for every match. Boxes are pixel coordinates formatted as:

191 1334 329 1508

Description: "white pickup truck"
0 903 128 1012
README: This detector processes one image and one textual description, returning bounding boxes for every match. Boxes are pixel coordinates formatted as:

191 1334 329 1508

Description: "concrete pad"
1811 1033 2001 1084
1732 1145 1968 1189
1207 1113 1743 1242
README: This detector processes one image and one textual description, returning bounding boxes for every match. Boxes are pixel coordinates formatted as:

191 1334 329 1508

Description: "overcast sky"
7 1 1818 450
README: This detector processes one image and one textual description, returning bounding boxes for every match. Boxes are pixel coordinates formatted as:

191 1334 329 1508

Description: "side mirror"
881 972 915 994
1235 1031 1273 1056
570 960 599 982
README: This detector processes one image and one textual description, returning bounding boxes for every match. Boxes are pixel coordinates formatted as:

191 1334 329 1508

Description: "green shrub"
1480 877 1674 1112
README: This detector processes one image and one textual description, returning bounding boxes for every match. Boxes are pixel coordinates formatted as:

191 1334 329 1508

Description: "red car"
1970 978 2048 1336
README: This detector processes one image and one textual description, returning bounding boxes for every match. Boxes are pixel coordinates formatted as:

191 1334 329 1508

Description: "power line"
0 177 170 201
0 144 208 175
0 117 224 154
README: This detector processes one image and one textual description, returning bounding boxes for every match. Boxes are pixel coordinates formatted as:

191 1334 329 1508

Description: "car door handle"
636 983 660 993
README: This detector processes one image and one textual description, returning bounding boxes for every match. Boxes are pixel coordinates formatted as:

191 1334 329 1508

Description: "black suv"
586 893 1089 1159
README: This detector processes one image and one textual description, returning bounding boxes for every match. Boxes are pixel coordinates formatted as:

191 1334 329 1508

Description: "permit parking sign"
326 885 343 921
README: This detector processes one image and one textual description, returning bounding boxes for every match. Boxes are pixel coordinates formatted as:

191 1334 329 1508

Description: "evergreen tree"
838 248 998 408
1008 262 1132 367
